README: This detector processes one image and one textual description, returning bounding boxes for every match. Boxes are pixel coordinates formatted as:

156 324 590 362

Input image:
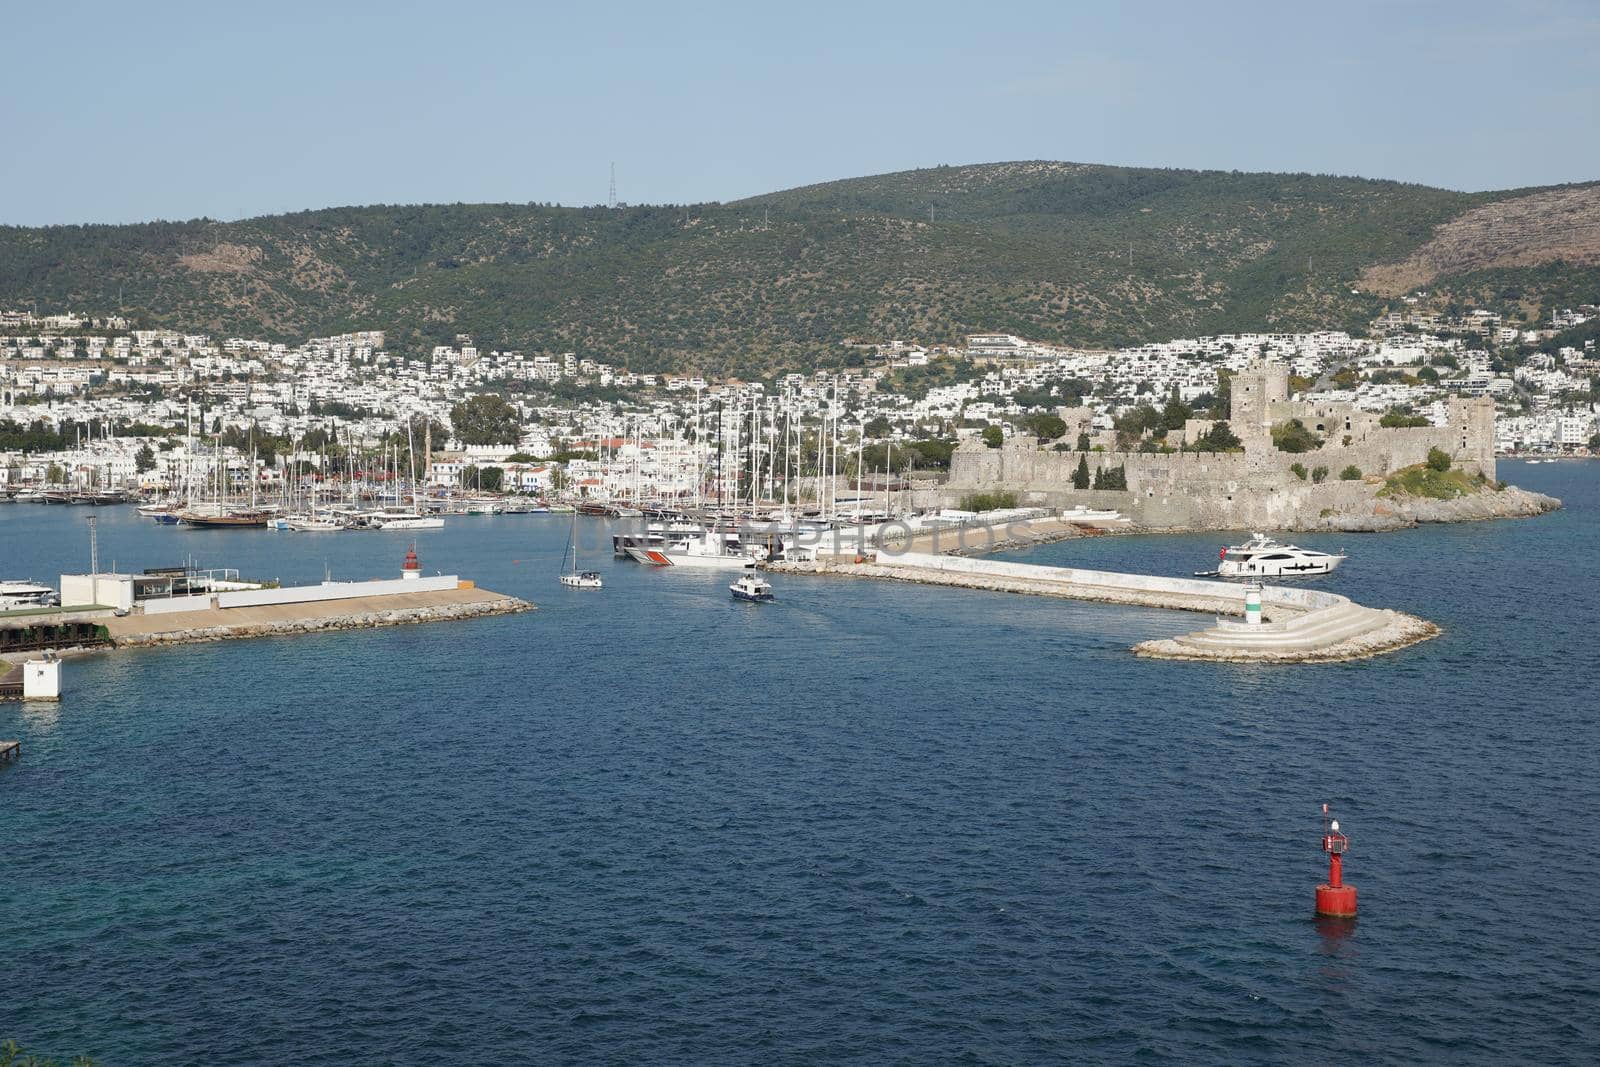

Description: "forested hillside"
3 161 1596 374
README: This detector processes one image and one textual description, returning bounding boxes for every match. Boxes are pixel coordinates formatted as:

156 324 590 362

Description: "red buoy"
1315 802 1358 918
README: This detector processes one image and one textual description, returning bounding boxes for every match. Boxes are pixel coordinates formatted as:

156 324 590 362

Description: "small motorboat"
730 573 775 603
1196 533 1346 578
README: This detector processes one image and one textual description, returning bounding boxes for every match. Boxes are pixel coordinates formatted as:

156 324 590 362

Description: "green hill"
3 161 1597 375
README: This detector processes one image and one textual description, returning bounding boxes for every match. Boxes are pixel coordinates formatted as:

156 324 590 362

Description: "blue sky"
5 0 1598 225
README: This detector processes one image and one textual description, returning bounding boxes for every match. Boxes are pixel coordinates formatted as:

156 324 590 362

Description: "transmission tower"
609 162 617 209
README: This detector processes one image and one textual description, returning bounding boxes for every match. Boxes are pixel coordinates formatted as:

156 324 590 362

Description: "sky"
4 0 1599 225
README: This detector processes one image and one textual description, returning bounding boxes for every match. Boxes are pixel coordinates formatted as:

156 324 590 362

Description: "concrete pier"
768 551 1437 663
103 586 531 649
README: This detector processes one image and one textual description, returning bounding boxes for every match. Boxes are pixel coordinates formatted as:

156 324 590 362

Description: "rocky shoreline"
111 596 533 649
1292 483 1561 533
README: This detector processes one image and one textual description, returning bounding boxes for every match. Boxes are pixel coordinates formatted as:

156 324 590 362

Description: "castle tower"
1228 360 1290 440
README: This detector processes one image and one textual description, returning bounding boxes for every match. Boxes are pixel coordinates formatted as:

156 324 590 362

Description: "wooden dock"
0 740 18 764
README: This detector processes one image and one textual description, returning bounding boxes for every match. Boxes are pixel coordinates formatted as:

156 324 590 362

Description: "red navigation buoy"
1315 802 1358 918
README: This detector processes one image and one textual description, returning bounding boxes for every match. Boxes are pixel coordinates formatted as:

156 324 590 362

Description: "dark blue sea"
2 461 1597 1065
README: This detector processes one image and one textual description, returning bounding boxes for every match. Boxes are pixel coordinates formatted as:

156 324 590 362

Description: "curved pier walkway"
768 552 1437 663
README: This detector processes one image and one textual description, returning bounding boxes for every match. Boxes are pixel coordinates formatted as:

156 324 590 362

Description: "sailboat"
559 509 603 588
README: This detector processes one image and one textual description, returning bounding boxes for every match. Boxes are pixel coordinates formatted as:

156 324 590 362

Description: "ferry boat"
1199 533 1346 578
729 573 775 603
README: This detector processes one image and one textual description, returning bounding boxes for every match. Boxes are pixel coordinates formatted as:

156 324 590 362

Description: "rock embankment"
1296 483 1561 532
110 594 531 649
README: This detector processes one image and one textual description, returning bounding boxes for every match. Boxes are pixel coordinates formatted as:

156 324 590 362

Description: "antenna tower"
609 162 617 209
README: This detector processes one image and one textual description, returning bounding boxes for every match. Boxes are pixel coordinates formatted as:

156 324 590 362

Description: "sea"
2 460 1596 1065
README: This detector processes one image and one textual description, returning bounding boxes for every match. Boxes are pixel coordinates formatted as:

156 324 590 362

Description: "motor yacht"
1200 533 1346 578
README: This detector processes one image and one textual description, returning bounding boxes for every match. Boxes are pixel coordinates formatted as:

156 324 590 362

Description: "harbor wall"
138 575 461 614
879 551 1346 613
217 575 460 609
141 593 215 615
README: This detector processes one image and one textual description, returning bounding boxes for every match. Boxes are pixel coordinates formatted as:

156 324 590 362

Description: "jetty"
1 550 532 656
102 584 528 649
0 739 18 764
768 551 1437 663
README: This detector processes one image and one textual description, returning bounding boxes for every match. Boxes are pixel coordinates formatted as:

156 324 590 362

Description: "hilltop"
3 161 1597 374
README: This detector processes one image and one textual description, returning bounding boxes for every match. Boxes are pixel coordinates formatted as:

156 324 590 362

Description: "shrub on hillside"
959 491 1018 513
1340 465 1362 480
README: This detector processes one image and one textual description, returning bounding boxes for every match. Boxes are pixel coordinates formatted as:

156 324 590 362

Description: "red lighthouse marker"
1315 802 1358 918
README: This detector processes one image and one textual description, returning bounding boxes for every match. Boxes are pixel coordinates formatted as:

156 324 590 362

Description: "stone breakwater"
1133 613 1439 663
768 553 1438 663
105 588 532 649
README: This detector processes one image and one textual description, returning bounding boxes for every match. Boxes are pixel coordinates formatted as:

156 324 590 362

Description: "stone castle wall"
940 361 1499 529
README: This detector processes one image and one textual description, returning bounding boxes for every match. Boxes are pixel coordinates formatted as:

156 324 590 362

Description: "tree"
478 466 505 492
1188 420 1242 452
1027 413 1067 442
1272 419 1323 453
134 443 156 473
864 415 891 437
981 426 1003 448
1072 455 1090 489
450 394 522 445
1426 447 1452 472
1075 430 1091 452
1380 409 1430 428
1161 384 1191 432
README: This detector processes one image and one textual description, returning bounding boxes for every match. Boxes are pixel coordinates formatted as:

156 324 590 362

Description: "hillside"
2 161 1597 375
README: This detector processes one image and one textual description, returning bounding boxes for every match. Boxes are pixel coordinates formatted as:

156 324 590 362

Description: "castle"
941 362 1497 529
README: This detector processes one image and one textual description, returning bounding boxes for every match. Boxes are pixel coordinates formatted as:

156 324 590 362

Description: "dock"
0 740 18 764
0 663 21 700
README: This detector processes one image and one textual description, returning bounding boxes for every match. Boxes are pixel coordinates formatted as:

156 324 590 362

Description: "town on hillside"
1 300 1596 519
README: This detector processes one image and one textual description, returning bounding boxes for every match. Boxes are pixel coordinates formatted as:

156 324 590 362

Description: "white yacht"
1203 533 1346 578
558 509 603 589
0 579 58 609
369 512 446 530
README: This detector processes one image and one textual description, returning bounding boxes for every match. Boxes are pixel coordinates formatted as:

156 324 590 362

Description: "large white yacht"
1206 533 1346 578
0 579 58 610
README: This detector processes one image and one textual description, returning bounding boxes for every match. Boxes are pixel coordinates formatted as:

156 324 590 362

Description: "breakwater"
104 586 531 649
768 551 1437 662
